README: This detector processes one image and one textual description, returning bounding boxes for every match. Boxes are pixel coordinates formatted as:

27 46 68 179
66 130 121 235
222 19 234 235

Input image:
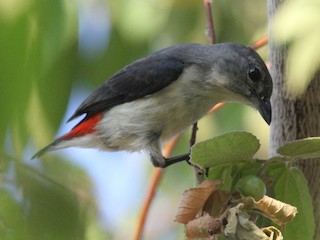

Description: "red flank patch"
61 113 103 140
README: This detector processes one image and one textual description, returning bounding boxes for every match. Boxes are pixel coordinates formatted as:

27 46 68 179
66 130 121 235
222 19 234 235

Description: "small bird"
32 43 272 168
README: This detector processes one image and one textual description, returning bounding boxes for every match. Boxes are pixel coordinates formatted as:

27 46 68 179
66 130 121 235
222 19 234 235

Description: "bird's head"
205 43 273 125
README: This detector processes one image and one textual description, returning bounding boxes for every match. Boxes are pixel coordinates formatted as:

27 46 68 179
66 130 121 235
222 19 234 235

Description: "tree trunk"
268 0 320 238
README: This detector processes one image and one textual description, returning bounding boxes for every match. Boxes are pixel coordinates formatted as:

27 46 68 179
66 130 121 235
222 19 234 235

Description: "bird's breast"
95 78 218 151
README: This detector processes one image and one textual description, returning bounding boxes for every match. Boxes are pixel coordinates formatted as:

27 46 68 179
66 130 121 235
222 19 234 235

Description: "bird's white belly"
95 82 217 151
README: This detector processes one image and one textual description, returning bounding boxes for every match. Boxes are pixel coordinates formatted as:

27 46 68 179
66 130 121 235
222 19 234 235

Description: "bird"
32 42 272 168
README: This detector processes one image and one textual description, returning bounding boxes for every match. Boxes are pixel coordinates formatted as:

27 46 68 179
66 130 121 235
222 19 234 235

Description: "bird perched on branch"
32 43 272 168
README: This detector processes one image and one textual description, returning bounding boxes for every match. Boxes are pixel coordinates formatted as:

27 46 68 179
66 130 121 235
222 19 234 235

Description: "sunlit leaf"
272 0 320 96
285 31 320 95
272 1 320 42
115 0 171 42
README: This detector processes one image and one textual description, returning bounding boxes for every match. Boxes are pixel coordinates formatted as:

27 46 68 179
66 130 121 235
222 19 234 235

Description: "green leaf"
0 0 77 156
273 167 314 240
207 165 234 191
207 162 262 191
277 137 320 159
238 162 262 177
191 131 260 168
0 16 32 155
266 161 287 181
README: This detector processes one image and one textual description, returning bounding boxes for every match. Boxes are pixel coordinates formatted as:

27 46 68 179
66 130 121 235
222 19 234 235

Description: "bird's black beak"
258 99 272 125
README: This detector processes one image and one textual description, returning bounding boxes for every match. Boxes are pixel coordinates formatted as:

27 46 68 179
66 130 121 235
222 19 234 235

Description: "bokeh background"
0 0 269 239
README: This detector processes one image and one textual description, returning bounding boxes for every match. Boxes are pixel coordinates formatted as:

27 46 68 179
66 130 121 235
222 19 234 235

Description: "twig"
133 135 179 240
189 122 205 183
189 122 198 147
209 102 225 113
134 168 163 240
250 36 268 50
250 36 269 69
204 0 216 44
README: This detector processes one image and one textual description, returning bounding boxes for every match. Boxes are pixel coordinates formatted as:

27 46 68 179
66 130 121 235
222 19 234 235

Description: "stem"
189 122 205 183
250 35 268 50
133 168 163 240
189 122 198 147
204 0 216 44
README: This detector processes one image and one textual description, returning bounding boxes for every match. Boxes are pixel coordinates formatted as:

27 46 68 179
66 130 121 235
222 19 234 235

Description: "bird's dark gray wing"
68 56 185 122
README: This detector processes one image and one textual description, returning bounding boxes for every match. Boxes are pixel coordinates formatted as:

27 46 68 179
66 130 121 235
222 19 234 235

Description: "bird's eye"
247 65 262 82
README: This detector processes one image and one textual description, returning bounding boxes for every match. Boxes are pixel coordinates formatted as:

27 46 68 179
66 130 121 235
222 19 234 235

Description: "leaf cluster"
175 131 317 239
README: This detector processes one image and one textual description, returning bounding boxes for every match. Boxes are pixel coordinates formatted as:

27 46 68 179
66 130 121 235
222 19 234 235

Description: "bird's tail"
32 113 103 159
31 138 64 159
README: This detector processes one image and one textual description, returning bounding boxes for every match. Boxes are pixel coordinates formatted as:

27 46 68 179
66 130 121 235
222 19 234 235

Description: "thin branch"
133 168 162 240
189 122 198 147
133 135 179 240
189 122 205 183
250 35 268 50
251 36 269 69
204 0 216 44
209 102 225 113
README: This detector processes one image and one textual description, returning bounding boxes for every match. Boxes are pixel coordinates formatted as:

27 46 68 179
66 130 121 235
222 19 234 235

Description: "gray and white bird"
33 43 272 167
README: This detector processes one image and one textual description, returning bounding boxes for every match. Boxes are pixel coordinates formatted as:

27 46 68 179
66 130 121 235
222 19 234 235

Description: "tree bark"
268 0 320 238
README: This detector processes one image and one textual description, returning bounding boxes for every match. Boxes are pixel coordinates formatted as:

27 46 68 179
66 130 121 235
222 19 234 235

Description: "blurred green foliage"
272 0 320 96
0 0 269 239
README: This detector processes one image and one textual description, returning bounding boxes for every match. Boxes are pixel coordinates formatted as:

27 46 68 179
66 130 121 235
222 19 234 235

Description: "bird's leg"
164 154 207 177
149 140 192 168
162 153 192 167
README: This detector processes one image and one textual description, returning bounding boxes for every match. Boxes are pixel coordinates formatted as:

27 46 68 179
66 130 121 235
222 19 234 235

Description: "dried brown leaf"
203 190 231 218
235 195 298 228
257 195 298 227
175 180 221 224
262 226 283 240
186 212 221 240
237 212 270 240
224 203 243 237
225 203 270 240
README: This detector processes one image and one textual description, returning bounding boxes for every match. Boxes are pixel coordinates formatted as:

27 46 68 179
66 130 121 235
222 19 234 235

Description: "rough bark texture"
268 0 320 238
